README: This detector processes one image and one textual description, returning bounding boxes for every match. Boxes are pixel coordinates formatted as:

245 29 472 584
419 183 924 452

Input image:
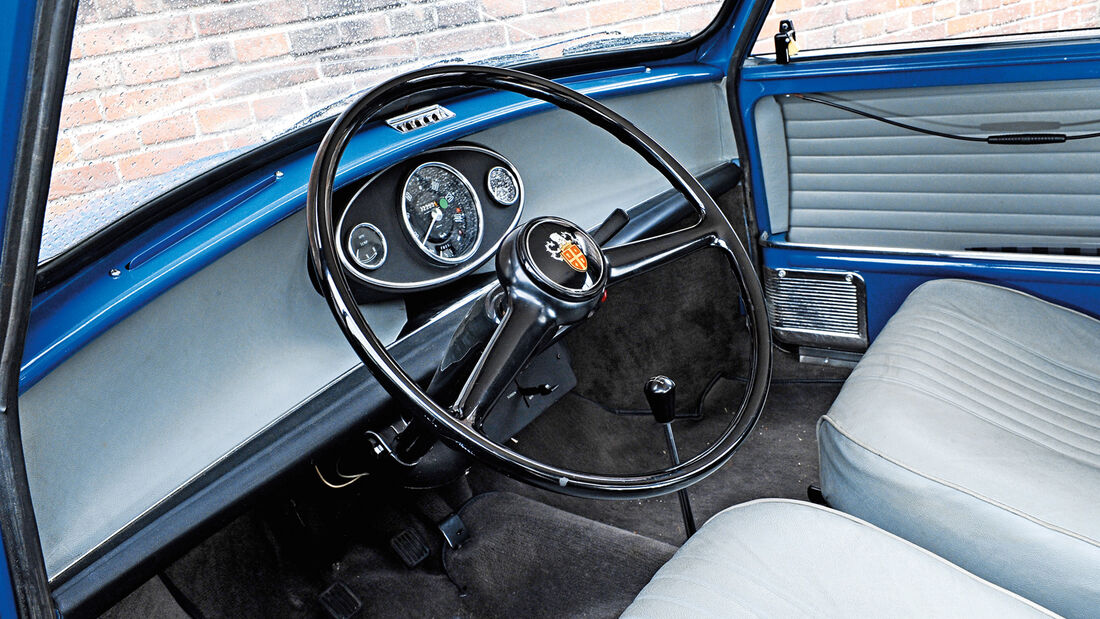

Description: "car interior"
2 0 1098 617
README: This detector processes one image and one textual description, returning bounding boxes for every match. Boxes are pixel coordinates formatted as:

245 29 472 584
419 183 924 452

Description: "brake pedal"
319 581 362 619
390 527 430 568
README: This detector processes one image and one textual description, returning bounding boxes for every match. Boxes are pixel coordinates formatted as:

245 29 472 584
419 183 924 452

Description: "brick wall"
45 0 722 259
754 0 1100 54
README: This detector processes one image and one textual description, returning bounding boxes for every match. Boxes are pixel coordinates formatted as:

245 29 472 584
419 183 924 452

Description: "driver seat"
622 499 1056 617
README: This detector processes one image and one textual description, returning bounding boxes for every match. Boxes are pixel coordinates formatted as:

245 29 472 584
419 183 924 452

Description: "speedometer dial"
402 162 483 264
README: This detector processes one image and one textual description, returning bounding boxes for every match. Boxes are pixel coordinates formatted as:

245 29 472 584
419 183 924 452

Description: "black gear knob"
644 375 676 424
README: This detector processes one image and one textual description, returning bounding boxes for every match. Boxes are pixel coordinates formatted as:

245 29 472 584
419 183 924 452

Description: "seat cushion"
622 499 1055 618
819 279 1100 619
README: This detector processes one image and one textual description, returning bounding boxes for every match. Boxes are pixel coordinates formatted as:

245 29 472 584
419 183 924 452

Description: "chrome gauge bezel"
335 145 524 290
400 161 484 265
346 222 387 270
486 165 520 205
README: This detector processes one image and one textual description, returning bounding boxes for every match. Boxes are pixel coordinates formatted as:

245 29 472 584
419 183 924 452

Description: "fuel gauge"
348 223 387 270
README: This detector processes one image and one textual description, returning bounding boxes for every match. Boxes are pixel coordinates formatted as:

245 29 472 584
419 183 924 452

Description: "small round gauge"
402 162 482 264
487 166 519 206
347 223 387 270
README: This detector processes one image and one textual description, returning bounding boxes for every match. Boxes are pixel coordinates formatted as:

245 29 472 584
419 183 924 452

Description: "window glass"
753 0 1100 56
45 0 724 263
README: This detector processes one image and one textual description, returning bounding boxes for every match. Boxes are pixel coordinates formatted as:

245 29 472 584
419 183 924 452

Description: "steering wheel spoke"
604 222 718 284
451 296 555 432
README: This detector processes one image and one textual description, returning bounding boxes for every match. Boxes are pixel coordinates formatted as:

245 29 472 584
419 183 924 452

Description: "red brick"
589 0 662 26
912 6 935 24
251 93 307 121
59 98 102 129
208 67 319 99
196 102 252 133
772 0 803 12
234 33 291 63
53 138 75 164
101 81 207 122
76 16 194 56
677 7 718 31
947 12 992 34
180 42 234 72
318 40 418 77
73 130 142 158
481 0 523 18
990 3 1033 24
118 138 223 181
194 2 308 36
847 0 894 19
120 53 182 86
663 0 718 8
526 0 563 13
862 16 887 36
418 24 507 54
64 59 122 94
886 11 911 31
506 8 586 39
48 162 120 199
934 2 959 20
140 113 197 145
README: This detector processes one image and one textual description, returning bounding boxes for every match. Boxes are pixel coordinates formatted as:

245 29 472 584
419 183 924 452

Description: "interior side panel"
759 79 1100 251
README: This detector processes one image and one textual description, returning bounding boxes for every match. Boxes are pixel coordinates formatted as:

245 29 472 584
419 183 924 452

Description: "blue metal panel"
0 0 40 613
21 63 724 393
764 240 1100 341
741 38 1100 339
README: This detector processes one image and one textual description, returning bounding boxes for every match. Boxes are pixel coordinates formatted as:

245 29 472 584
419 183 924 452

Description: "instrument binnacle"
336 145 524 292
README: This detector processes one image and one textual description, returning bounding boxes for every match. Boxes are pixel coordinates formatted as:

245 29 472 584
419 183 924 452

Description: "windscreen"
43 0 725 263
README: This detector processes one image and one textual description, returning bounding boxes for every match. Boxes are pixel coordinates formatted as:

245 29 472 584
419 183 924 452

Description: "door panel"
757 79 1100 251
739 38 1100 349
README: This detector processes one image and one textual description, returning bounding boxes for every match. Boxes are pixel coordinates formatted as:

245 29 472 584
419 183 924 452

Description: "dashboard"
336 145 524 291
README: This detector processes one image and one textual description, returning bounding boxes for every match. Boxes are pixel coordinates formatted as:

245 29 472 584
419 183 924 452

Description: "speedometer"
401 162 483 264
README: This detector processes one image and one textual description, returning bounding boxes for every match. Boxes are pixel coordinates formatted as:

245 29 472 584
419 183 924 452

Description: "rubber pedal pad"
390 527 431 568
319 581 362 619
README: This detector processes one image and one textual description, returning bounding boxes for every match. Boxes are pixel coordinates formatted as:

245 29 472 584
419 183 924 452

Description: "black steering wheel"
307 65 771 499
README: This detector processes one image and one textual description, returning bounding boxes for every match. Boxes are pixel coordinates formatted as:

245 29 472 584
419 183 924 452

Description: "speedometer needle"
421 207 443 245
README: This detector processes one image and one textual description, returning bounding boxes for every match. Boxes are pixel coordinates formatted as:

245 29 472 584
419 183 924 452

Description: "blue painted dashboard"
21 62 725 393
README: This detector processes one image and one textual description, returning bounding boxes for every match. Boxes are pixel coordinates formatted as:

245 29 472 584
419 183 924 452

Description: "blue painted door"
0 0 50 615
739 21 1100 343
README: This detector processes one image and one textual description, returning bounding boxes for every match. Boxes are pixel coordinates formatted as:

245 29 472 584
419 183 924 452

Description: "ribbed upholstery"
820 279 1100 619
622 499 1057 618
771 79 1100 250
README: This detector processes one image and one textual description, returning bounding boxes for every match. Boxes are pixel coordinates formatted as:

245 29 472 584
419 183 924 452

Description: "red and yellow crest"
546 231 588 273
560 242 587 272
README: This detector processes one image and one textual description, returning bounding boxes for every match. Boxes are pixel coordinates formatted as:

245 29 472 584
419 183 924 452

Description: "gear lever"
645 376 697 538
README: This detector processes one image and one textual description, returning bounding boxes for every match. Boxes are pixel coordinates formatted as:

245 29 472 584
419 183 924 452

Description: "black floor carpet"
445 492 675 618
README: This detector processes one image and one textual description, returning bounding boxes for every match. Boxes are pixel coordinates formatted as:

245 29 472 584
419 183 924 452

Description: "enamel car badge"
546 231 588 272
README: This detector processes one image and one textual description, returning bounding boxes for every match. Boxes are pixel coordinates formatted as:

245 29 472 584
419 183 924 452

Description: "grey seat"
819 279 1100 619
623 499 1055 618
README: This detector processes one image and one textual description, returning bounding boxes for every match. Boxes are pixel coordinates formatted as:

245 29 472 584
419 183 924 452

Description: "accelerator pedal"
319 581 362 619
390 527 431 568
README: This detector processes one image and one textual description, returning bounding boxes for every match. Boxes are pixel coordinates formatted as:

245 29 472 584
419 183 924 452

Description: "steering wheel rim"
307 65 771 499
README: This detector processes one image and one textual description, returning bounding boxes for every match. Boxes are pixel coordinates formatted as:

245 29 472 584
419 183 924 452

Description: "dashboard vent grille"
386 104 455 133
764 269 867 351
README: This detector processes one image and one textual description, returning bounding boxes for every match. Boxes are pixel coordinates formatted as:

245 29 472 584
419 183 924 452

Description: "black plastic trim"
33 0 738 294
0 0 79 617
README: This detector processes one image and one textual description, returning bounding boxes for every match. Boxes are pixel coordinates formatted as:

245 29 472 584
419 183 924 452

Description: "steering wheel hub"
517 217 606 300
